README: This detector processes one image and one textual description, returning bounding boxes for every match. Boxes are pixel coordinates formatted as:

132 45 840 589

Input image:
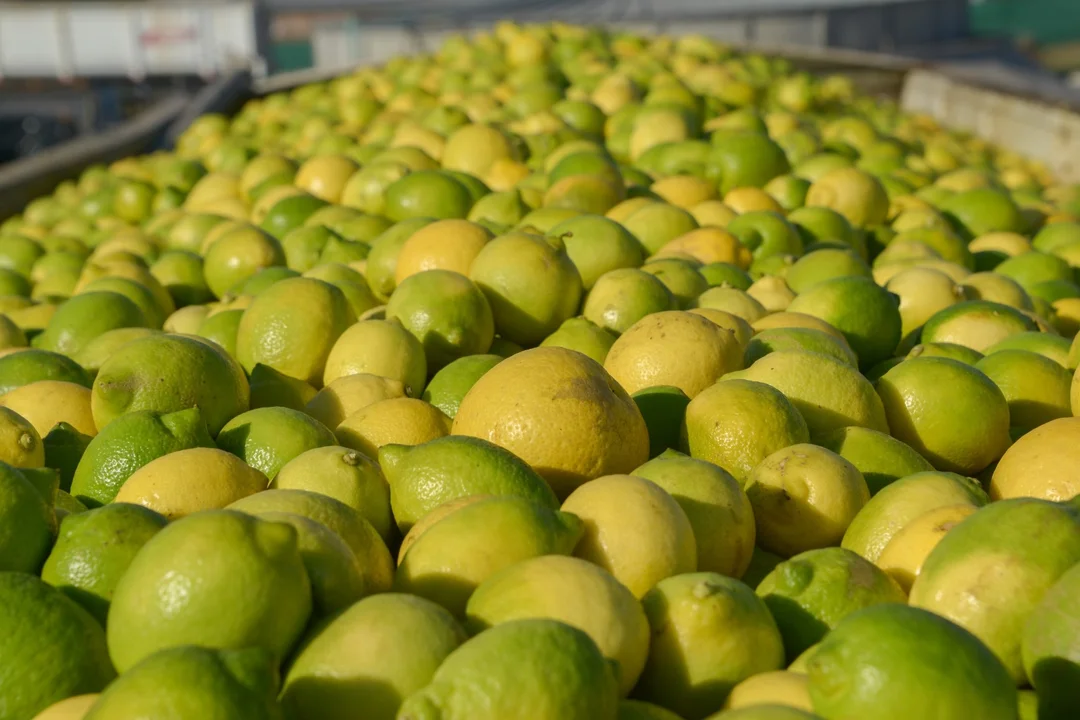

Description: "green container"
271 40 314 73
970 0 1080 45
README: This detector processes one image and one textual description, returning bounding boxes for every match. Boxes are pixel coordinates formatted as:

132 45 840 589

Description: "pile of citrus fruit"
1 20 1080 720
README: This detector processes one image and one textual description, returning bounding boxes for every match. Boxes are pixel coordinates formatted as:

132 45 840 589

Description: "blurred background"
1 0 1078 164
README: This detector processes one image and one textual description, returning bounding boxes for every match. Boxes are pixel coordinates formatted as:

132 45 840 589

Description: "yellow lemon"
0 406 44 468
606 197 656 224
304 373 408 430
654 227 752 268
805 167 889 228
30 694 100 720
442 124 516 177
114 447 269 519
0 381 96 438
452 347 649 498
745 444 870 558
960 272 1032 310
397 494 490 564
968 231 1031 258
875 504 978 592
751 311 846 342
886 267 965 343
650 176 718 209
323 319 428 396
561 474 696 597
722 671 813 711
484 158 531 192
696 286 768 323
724 187 784 215
465 555 650 695
989 416 1080 501
604 310 742 398
690 200 739 228
747 276 796 313
688 308 754 349
294 155 359 204
394 219 493 284
336 398 451 459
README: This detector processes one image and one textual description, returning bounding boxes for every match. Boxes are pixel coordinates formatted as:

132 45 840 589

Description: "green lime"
975 350 1072 437
282 225 338 273
584 268 675 335
150 250 213 306
228 489 393 592
385 270 495 371
876 356 1011 474
636 573 785 718
633 449 756 578
0 348 90 394
744 327 858 368
73 327 160 377
260 193 329 238
682 378 810 483
91 333 249 434
909 498 1080 683
106 510 312 672
236 277 356 386
941 187 1025 239
785 249 871 293
397 619 618 720
840 470 988 562
642 257 708 310
539 316 617 365
217 406 336 480
550 214 645 290
0 463 57 573
700 262 753 290
395 496 582 615
380 435 557 534
920 300 1039 353
43 421 93 492
726 351 888 439
632 386 691 459
365 217 436 301
203 224 286 298
465 555 649 695
807 604 1016 720
234 266 300 297
69 407 214 505
248 363 317 411
196 308 243 358
385 171 473 222
756 547 906 661
421 354 503 418
815 426 933 495
41 503 167 624
1022 561 1080 716
907 341 984 365
86 645 280 720
0 573 115 719
470 232 583 346
984 331 1071 367
467 189 531 228
622 202 699 255
36 292 147 356
726 212 804 262
787 276 901 367
282 594 465 720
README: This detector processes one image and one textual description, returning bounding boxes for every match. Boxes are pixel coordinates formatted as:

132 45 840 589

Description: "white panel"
68 8 136 76
0 9 64 76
